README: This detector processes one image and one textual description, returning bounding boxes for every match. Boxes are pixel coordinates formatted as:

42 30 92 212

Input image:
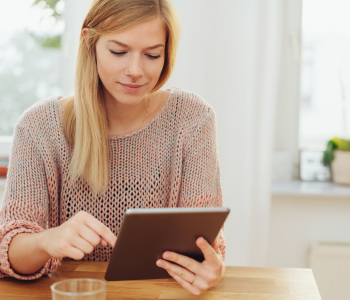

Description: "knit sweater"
0 86 225 280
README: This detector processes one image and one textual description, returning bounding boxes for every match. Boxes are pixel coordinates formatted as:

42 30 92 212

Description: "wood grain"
0 261 322 299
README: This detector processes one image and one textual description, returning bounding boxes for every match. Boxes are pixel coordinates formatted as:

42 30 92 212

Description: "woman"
0 0 226 295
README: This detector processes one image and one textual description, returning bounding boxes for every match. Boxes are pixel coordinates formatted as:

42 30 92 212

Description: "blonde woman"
0 0 226 295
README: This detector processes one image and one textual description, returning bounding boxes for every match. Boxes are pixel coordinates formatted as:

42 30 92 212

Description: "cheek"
96 54 120 85
147 59 165 81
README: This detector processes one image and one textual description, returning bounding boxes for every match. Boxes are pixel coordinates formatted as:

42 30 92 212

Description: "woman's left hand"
156 237 225 296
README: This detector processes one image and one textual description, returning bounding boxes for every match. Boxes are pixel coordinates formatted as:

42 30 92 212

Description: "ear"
82 28 90 48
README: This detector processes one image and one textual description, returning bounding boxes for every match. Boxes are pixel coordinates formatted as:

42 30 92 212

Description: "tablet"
104 207 230 281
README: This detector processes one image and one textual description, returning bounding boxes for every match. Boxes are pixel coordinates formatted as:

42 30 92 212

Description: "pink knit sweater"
0 87 225 280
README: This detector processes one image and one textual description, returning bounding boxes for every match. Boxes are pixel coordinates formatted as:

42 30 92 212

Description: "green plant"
32 0 62 18
322 137 350 167
30 0 63 48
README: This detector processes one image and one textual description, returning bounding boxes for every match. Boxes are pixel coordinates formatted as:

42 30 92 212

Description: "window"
300 0 350 149
0 0 64 137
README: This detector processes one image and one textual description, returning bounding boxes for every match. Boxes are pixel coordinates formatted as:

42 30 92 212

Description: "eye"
110 50 126 56
146 54 161 60
109 50 160 60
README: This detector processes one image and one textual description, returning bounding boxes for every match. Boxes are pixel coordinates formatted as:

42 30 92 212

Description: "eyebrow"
107 39 164 49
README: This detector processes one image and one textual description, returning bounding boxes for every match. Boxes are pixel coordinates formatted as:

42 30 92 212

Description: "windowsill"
0 136 13 158
271 180 350 198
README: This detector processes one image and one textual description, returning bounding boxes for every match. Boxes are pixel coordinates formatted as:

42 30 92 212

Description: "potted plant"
323 137 350 185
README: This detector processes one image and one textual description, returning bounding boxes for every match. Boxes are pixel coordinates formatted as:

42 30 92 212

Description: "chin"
113 92 144 105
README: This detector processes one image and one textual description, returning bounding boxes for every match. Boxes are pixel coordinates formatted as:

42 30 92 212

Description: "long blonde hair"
62 0 180 195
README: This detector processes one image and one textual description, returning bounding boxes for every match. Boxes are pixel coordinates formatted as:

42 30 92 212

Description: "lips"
120 83 143 88
119 82 144 93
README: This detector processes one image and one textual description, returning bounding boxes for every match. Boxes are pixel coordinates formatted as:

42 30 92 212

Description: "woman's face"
92 16 167 106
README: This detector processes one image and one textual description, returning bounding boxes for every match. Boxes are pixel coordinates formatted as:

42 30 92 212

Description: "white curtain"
62 0 91 95
62 0 288 267
167 0 285 267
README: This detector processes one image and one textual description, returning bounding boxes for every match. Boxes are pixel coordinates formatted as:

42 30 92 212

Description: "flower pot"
0 159 8 178
331 150 350 185
0 166 7 178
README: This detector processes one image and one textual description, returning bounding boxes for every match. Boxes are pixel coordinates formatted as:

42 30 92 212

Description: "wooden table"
0 261 322 299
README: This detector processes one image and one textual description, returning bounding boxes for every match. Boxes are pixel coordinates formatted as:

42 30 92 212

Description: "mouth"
118 82 145 92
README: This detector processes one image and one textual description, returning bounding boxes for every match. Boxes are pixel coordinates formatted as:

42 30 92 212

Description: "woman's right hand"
39 211 117 260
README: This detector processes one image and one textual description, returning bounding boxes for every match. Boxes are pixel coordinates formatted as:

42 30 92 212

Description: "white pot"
331 150 350 185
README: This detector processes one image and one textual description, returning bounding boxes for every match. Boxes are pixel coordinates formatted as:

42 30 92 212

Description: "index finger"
82 212 117 248
196 237 220 265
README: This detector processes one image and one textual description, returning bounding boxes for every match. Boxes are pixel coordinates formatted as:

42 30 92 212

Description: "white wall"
267 195 350 268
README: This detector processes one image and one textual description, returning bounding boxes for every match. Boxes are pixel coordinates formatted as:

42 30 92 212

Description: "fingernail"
156 260 163 267
163 252 170 259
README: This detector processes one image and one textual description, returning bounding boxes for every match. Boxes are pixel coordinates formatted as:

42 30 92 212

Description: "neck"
103 89 149 136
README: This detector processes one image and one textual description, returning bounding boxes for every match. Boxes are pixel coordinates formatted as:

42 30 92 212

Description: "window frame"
272 0 302 181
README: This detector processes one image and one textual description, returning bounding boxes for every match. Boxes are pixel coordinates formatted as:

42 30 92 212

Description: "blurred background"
1 0 350 299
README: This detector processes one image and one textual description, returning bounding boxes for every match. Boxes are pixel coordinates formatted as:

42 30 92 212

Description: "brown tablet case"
104 207 230 281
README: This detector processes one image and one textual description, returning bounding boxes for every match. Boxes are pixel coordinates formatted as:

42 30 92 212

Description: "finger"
162 251 201 275
65 246 86 261
196 237 220 265
156 259 195 283
80 211 117 247
77 225 102 247
99 238 107 247
167 270 203 296
212 238 221 255
70 236 94 255
190 273 212 291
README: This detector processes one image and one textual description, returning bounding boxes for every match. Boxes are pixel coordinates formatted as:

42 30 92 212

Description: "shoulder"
17 96 62 125
169 87 216 126
15 95 63 138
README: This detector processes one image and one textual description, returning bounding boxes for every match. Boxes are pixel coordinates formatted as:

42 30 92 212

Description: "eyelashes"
109 50 161 60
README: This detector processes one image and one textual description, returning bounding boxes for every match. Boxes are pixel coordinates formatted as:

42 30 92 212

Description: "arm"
3 224 56 277
178 106 226 257
0 121 61 279
158 106 227 295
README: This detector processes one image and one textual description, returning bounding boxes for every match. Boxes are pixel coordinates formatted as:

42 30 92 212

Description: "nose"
125 53 143 81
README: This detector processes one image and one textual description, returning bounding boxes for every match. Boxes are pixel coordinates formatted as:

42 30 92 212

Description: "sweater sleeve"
177 106 226 259
0 121 62 280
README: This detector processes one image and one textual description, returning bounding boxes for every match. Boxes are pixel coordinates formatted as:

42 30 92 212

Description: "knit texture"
0 87 225 280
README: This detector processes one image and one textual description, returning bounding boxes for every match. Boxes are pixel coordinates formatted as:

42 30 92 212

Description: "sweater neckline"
108 87 175 139
55 87 176 140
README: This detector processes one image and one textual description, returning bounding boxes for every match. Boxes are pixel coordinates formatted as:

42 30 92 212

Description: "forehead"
100 16 167 47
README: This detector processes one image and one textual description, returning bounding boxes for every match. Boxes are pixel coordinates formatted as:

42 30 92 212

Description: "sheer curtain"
166 0 285 267
62 0 291 267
